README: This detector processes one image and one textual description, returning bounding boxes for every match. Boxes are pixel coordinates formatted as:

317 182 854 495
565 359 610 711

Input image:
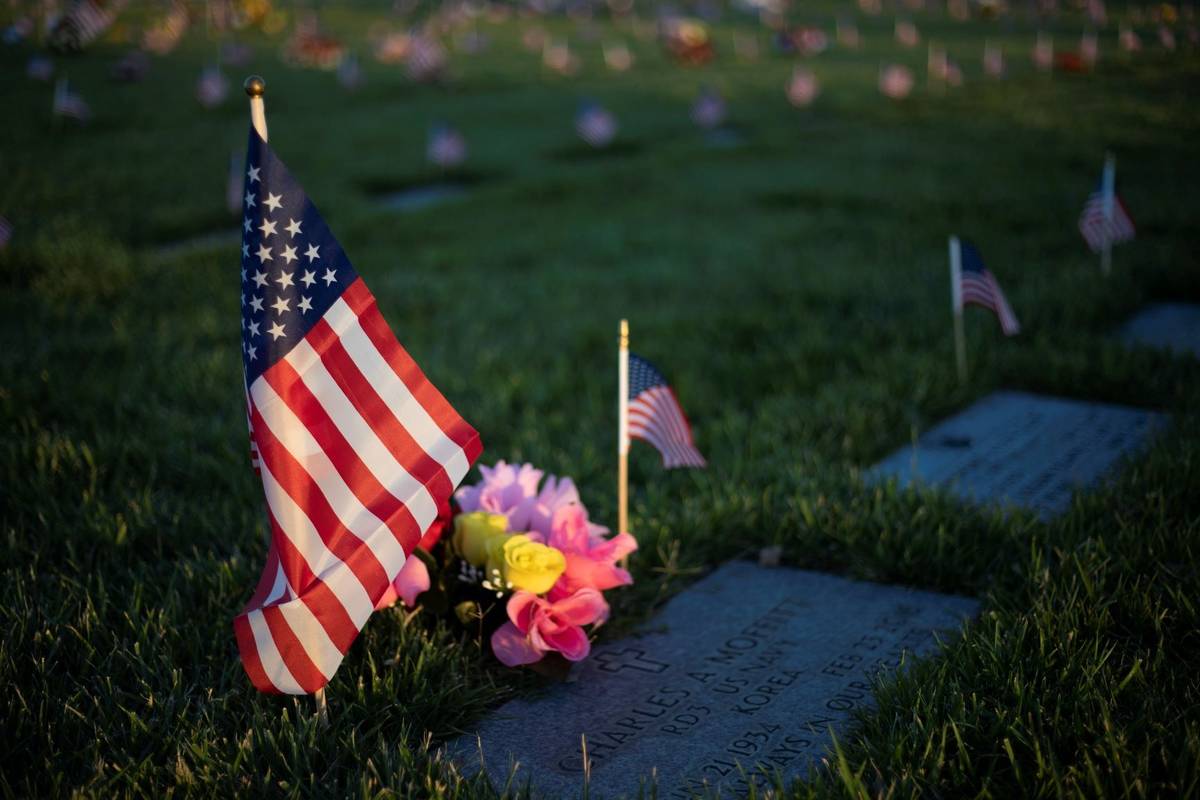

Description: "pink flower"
490 588 610 666
454 461 543 532
546 504 637 600
526 474 607 541
373 553 431 610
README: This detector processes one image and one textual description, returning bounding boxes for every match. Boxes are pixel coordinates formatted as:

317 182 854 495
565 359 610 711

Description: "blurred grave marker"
1118 303 1200 360
870 392 1166 519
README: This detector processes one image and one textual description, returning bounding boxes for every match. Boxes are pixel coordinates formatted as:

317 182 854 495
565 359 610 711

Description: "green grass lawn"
2 2 1199 796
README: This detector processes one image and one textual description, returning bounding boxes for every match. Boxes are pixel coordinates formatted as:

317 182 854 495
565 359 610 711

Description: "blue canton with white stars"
628 353 668 399
239 127 358 386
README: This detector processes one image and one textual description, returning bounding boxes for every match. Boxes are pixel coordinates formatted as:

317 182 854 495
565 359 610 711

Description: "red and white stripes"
628 386 707 469
236 279 480 694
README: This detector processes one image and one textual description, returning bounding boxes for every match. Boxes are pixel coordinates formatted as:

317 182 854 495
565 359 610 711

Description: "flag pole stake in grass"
949 235 967 385
617 318 630 567
1101 151 1116 275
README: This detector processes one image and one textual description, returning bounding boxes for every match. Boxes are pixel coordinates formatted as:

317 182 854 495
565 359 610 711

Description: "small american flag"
234 126 481 694
427 123 467 168
895 20 920 47
1081 30 1099 68
627 353 706 469
1119 25 1142 53
603 40 634 71
576 100 617 148
52 78 91 122
1079 182 1135 253
142 1 188 55
691 87 727 129
196 65 228 108
49 0 122 52
879 64 914 99
954 241 1020 336
786 66 820 107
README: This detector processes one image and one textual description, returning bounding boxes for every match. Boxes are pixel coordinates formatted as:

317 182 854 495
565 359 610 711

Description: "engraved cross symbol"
593 648 669 674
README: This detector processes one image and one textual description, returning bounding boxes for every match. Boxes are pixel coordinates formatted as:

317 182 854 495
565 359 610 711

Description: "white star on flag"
244 191 256 208
257 244 272 263
298 296 313 314
281 244 297 264
266 321 286 340
259 219 277 238
249 296 264 312
321 268 337 286
264 193 283 212
247 165 260 183
300 269 316 288
285 219 302 237
270 296 290 315
252 270 268 287
305 243 320 262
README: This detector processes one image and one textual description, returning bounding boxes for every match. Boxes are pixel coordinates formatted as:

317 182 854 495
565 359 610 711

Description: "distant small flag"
1081 30 1099 67
1079 178 1135 253
895 20 920 47
427 123 467 168
1119 24 1142 52
945 61 964 87
947 0 970 21
1158 25 1177 50
859 0 883 15
983 40 1005 77
1087 0 1107 26
928 43 948 82
49 0 122 53
111 49 150 82
953 242 1020 336
603 40 634 72
406 34 447 83
576 100 617 148
786 65 820 107
795 27 829 55
627 354 706 469
196 65 228 108
543 38 579 75
27 55 55 81
142 1 188 56
691 86 727 129
338 53 363 90
0 215 12 249
1033 31 1053 70
879 64 914 99
52 78 91 122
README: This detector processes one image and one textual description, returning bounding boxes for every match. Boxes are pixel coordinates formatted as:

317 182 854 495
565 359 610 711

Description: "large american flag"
627 353 706 469
234 127 481 694
956 241 1020 336
1079 183 1135 253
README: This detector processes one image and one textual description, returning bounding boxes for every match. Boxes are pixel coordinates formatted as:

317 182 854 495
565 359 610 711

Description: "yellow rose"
485 534 566 595
453 512 510 566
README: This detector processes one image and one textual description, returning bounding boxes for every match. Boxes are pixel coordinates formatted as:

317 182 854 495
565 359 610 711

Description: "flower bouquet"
375 461 637 671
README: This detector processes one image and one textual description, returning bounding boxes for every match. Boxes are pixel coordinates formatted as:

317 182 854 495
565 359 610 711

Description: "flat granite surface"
869 391 1167 519
448 561 978 798
1119 302 1200 359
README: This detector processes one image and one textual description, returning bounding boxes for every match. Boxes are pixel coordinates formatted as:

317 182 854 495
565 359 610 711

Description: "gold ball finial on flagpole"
244 75 266 98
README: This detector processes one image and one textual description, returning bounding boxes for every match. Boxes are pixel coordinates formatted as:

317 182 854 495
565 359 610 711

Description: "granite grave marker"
1118 302 1200 360
450 561 978 798
870 391 1167 519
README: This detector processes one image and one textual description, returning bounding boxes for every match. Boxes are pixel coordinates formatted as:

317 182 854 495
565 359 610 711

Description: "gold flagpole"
243 75 326 721
618 320 629 565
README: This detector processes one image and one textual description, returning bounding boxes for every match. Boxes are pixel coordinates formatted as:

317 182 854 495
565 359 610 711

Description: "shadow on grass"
360 169 503 212
544 140 644 161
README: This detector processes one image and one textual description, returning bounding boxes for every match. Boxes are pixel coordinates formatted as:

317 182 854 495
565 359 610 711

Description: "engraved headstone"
870 391 1166 518
449 561 978 798
1119 302 1200 359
